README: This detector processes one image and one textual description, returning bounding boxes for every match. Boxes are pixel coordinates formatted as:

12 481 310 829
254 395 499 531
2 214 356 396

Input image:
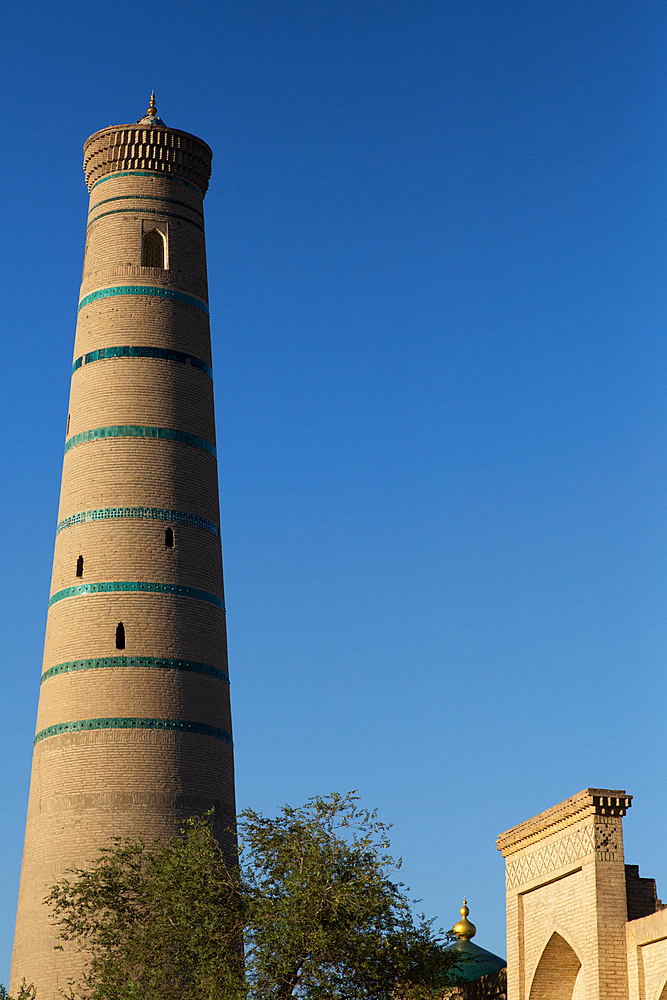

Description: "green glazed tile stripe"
72 345 212 378
78 286 209 316
34 718 233 746
48 581 225 611
64 426 216 458
41 656 229 685
57 506 218 536
87 208 204 233
91 170 203 195
90 194 204 219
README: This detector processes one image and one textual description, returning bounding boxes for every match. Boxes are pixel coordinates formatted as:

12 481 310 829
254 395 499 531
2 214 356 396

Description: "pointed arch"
657 979 667 1000
571 967 584 1000
529 932 581 1000
142 228 165 268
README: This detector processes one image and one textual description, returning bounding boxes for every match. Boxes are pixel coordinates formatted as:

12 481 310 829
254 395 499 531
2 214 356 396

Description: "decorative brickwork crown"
496 788 632 858
83 125 212 195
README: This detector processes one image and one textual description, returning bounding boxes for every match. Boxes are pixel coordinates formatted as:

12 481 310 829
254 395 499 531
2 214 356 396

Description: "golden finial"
453 897 477 940
146 91 157 117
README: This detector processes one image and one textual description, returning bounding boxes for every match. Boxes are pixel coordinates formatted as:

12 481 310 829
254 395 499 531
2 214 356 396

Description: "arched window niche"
529 932 582 1000
142 228 166 269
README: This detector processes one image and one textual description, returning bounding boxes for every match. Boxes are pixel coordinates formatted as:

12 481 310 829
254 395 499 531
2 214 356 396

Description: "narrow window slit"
66 413 70 435
115 622 125 650
165 527 174 548
76 555 84 578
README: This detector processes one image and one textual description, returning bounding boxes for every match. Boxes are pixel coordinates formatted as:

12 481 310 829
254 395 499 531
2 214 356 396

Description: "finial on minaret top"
136 90 165 126
453 898 477 940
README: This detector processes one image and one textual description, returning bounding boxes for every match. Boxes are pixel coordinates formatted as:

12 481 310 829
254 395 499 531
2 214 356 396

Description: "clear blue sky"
2 0 667 980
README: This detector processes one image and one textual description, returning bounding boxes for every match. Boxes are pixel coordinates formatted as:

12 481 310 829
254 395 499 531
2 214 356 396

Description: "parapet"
496 788 632 858
83 124 213 195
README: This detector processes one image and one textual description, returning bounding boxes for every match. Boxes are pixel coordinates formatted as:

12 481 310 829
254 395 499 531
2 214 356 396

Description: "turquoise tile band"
41 656 229 685
78 286 209 316
87 208 204 234
72 345 212 378
48 581 225 611
90 194 204 220
34 718 233 745
64 426 216 458
56 506 218 536
91 170 203 195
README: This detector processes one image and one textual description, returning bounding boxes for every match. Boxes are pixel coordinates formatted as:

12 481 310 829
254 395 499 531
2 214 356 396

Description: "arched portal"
529 932 581 1000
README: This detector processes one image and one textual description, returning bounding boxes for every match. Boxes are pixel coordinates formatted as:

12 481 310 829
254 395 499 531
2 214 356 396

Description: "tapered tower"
11 95 236 997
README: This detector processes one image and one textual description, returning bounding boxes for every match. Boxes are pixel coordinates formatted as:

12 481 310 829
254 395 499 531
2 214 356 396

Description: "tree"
0 982 37 1000
48 793 464 999
46 815 245 1000
240 792 462 998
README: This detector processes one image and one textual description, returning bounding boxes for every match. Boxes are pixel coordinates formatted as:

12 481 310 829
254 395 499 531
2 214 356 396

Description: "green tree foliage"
47 793 463 999
0 982 37 1000
240 792 461 998
46 815 245 1000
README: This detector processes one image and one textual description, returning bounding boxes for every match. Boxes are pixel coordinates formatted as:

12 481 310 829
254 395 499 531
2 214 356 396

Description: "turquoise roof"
137 112 166 126
446 938 507 982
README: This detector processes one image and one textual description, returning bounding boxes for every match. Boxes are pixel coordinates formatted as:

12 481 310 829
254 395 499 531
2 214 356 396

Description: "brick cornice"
496 788 632 858
83 124 212 195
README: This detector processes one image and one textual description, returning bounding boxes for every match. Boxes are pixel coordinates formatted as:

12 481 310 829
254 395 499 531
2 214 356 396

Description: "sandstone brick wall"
625 866 665 924
11 120 235 999
625 908 667 1000
497 789 632 1000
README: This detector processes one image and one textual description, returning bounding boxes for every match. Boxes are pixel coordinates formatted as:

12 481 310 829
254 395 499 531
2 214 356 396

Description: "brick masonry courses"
10 112 236 999
497 789 667 1000
497 789 654 1000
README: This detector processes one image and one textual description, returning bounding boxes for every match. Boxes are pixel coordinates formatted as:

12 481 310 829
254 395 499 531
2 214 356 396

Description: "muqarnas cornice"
83 124 212 195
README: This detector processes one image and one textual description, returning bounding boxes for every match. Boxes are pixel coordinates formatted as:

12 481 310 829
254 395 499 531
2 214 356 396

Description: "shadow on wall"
529 932 581 1000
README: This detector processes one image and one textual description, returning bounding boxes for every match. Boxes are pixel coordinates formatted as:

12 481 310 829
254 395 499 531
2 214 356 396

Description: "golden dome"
453 898 477 940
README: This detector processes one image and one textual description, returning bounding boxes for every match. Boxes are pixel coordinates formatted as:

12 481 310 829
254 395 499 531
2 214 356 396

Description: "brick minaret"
11 95 236 997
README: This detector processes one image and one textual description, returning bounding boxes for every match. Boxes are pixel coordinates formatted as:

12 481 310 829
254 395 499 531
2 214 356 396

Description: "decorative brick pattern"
505 826 595 888
88 207 205 234
64 425 216 457
34 717 233 746
56 506 218 536
58 442 220 524
498 790 632 1000
78 285 209 315
72 345 212 377
48 581 225 611
41 656 230 685
83 128 212 195
91 193 204 219
595 817 623 861
91 169 203 194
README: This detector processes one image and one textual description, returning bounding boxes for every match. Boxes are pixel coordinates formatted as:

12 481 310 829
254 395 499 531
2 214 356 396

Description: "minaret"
11 95 236 997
